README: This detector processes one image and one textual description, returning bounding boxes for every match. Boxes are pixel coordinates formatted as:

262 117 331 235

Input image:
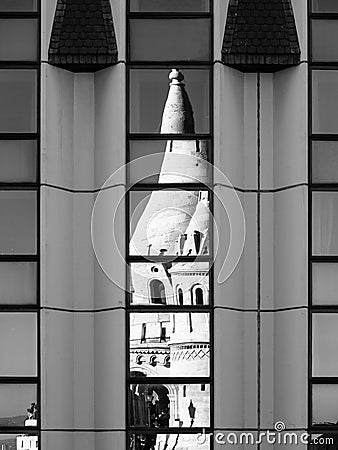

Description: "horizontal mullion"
128 12 212 18
311 377 338 384
127 427 212 434
0 133 38 140
0 182 39 189
310 184 338 191
128 377 211 384
127 305 212 313
128 134 211 140
0 376 38 384
0 62 39 69
0 427 39 433
310 63 338 70
0 12 38 18
128 183 211 191
128 60 212 66
310 13 338 20
126 255 211 263
310 305 338 312
0 305 39 312
0 255 38 262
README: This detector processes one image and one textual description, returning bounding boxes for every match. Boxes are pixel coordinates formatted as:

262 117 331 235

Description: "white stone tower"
129 69 210 448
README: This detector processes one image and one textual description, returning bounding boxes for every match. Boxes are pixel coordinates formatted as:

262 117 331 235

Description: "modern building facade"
3 0 338 449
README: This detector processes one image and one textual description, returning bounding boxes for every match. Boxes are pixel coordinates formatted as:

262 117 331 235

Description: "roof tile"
222 0 300 71
48 0 118 72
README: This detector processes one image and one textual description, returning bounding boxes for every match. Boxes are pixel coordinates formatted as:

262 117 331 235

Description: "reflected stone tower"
129 70 210 447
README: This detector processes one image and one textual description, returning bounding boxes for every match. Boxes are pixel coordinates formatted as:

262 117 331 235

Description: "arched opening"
129 384 170 428
178 288 184 305
195 287 204 305
149 279 166 304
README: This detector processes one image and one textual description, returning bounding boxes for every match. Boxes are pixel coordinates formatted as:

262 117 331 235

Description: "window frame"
0 3 40 445
126 0 214 445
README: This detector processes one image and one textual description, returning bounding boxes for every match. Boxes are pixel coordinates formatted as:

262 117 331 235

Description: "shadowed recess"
48 0 118 72
221 0 300 72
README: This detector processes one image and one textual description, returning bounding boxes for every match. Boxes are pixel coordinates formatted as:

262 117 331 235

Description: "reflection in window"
130 433 210 450
312 70 338 134
128 140 210 185
130 0 210 12
312 20 338 62
0 19 37 61
129 19 211 62
0 140 37 183
0 385 37 427
0 313 37 376
149 279 166 304
312 141 338 183
312 192 338 255
0 191 37 255
130 190 209 256
0 70 37 133
0 262 36 304
129 69 210 134
313 384 338 426
312 0 338 12
0 434 38 450
312 263 338 305
312 314 338 377
129 383 210 428
130 312 210 377
130 262 209 306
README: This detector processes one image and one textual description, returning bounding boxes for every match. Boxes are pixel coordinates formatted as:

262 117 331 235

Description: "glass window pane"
0 262 36 304
312 70 338 134
130 0 210 12
0 140 37 182
312 314 338 377
0 20 37 61
0 70 37 133
312 141 338 183
130 262 209 305
130 433 210 449
312 20 338 62
129 140 211 184
129 383 210 428
313 263 338 305
130 190 210 256
0 434 38 449
129 68 210 134
312 192 338 256
0 0 36 10
312 0 338 12
0 313 37 376
130 312 210 377
129 19 211 62
0 191 37 255
0 385 37 427
313 384 338 426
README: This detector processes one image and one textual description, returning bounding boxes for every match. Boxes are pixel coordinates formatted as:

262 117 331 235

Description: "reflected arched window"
195 287 204 305
178 288 184 305
150 279 166 304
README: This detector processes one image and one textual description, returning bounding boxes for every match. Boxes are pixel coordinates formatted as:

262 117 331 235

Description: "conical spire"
160 69 195 134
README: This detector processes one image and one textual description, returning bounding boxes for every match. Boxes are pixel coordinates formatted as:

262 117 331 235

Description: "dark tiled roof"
222 0 300 72
48 0 118 72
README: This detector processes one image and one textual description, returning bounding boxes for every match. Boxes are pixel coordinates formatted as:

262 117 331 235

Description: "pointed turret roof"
160 69 195 134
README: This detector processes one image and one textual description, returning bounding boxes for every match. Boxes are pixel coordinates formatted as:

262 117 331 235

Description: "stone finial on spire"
160 69 195 134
